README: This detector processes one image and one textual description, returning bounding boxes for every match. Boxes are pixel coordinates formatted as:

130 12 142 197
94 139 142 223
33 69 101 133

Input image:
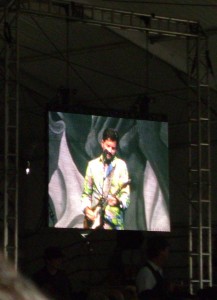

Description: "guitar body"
83 206 103 229
83 180 131 229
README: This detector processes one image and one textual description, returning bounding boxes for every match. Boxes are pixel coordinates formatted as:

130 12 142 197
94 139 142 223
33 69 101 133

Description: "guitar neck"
90 179 131 210
112 179 131 198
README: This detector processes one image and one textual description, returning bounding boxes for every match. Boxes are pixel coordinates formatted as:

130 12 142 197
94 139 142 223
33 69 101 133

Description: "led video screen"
48 110 170 232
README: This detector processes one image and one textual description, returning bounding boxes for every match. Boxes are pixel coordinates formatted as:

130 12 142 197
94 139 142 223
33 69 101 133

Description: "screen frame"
47 104 170 233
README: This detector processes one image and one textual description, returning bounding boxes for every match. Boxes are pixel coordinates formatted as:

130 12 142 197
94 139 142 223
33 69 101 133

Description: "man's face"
47 257 63 270
159 247 170 265
101 138 117 161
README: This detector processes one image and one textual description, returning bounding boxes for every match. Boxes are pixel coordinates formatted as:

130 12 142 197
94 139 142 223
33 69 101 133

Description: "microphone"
103 149 112 156
103 149 114 165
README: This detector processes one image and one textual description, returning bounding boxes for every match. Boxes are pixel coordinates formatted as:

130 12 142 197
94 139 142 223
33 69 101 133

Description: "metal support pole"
188 34 211 294
3 0 19 268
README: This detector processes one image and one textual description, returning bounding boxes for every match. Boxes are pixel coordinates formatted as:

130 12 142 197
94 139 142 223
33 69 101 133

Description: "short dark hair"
44 246 64 260
146 236 170 259
102 128 119 144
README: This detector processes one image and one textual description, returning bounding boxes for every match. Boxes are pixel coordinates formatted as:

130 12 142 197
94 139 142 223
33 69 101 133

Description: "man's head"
101 128 119 163
44 246 64 271
0 252 49 300
146 236 170 267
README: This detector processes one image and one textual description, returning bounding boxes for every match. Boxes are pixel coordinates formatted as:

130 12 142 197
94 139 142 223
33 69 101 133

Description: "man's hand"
84 207 96 221
107 196 119 206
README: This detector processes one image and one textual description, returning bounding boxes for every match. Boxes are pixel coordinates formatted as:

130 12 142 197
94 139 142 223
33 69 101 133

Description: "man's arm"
81 163 93 213
107 176 130 207
81 161 103 222
114 160 130 209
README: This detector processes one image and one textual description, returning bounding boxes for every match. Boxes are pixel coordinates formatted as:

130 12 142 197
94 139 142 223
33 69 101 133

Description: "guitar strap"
102 163 115 200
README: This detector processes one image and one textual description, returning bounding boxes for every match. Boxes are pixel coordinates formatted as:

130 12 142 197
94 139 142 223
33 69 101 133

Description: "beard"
103 149 114 164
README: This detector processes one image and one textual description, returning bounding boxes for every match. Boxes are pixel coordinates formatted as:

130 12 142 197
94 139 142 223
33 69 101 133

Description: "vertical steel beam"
188 33 211 294
3 0 19 268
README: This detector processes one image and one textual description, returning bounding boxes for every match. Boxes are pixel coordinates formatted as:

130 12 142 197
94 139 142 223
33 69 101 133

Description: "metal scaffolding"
1 0 20 267
20 0 200 38
187 36 211 293
0 0 212 291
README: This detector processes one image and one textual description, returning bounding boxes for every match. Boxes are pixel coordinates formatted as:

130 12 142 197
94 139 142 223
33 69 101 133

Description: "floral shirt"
81 155 130 229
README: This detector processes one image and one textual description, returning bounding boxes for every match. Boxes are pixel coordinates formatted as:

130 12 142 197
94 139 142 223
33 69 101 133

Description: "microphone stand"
99 153 113 229
98 176 106 229
99 202 105 229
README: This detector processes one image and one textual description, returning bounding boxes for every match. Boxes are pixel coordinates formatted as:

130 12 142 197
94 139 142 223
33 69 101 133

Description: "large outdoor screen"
48 109 170 232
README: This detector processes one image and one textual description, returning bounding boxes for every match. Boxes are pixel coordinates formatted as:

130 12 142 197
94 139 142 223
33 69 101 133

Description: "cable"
26 14 109 109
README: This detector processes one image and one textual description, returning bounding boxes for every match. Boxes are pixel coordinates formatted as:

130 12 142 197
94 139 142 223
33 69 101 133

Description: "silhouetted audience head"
32 246 72 300
0 253 49 300
43 246 64 273
108 288 124 300
86 290 109 300
146 236 170 260
197 287 217 300
123 285 138 300
44 246 64 260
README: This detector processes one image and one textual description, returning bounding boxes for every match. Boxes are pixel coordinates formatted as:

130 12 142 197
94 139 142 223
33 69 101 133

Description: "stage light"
25 161 31 175
140 16 151 27
189 23 200 35
131 94 151 118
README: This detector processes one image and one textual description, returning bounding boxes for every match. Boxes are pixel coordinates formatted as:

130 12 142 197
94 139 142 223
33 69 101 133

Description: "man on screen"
81 128 130 230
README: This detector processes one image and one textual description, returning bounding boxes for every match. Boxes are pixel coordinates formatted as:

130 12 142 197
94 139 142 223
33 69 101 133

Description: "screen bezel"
47 104 170 233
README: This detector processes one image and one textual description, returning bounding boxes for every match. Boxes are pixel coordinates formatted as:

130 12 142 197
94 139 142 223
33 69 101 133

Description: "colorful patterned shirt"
81 155 130 229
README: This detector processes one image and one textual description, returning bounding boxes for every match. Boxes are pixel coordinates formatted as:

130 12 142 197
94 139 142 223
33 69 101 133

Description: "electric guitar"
83 179 131 229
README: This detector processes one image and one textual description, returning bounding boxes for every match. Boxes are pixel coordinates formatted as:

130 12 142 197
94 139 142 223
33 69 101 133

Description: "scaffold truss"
0 0 20 268
20 0 201 38
187 36 212 293
0 0 212 293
